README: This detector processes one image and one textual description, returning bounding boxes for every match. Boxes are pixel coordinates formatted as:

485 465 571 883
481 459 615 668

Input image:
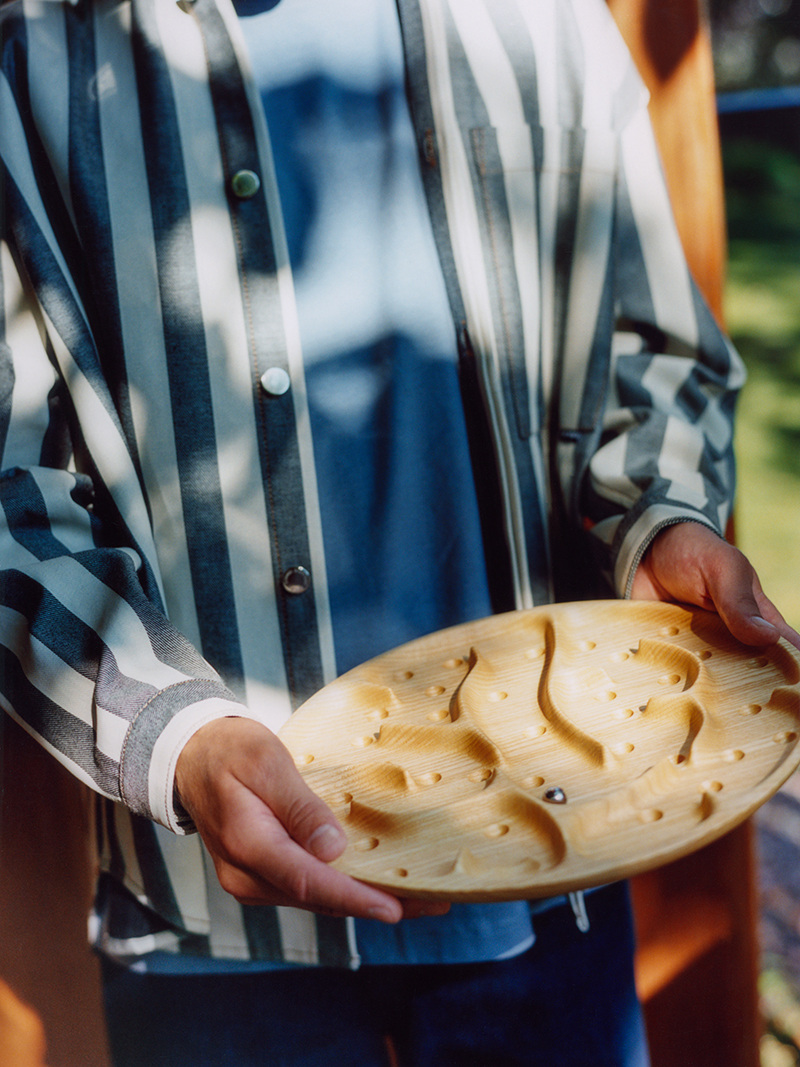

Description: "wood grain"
280 602 800 900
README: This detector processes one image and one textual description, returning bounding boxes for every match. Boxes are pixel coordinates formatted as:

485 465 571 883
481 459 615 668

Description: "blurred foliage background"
721 129 800 634
710 0 800 633
713 0 800 92
711 6 800 1063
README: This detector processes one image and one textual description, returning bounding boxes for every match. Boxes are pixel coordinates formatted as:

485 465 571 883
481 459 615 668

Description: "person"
0 0 795 1063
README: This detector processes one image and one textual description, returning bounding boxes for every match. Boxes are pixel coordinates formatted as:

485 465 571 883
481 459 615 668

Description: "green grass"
723 137 800 633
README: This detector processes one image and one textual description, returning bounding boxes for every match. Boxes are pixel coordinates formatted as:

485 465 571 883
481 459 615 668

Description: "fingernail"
750 616 778 636
306 823 344 859
367 905 399 924
417 902 450 916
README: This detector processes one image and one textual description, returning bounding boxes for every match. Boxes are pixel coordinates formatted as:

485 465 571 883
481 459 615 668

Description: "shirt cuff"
612 504 723 599
119 679 268 832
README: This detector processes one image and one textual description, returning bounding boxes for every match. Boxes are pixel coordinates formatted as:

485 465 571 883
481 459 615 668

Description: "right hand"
174 717 449 922
631 521 800 650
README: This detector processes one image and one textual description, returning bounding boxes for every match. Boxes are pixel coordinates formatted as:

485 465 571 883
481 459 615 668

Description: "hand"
175 717 450 921
631 521 800 651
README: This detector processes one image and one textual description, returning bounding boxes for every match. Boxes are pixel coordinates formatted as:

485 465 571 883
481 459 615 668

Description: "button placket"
184 0 327 703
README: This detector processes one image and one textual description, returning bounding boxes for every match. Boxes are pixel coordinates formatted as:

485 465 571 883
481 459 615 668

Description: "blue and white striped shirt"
0 0 745 967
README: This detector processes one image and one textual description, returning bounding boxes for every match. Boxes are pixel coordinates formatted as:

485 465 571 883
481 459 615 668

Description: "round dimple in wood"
278 602 800 901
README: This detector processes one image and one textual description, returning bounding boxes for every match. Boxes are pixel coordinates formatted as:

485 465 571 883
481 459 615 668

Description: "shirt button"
260 367 291 396
230 169 261 199
282 566 311 595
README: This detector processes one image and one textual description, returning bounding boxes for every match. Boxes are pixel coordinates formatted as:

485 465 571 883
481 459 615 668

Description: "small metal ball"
544 787 567 804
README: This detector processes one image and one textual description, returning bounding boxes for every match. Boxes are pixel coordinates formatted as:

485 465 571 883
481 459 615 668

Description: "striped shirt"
0 0 745 967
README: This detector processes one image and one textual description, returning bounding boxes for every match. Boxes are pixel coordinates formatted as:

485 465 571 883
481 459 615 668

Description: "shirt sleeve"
580 101 747 598
0 237 253 835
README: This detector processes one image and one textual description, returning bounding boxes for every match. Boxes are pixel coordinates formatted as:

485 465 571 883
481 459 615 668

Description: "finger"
219 791 452 920
216 846 452 919
213 788 405 921
754 586 800 652
398 899 452 919
266 835 404 921
701 550 785 646
217 839 407 921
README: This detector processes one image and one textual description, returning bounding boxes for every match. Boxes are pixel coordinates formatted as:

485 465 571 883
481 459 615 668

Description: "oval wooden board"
278 602 800 901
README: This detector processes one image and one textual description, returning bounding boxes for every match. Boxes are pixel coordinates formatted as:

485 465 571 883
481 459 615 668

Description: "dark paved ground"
756 774 800 1065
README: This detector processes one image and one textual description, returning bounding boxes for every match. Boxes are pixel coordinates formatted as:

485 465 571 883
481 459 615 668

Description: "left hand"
175 717 451 921
630 521 800 651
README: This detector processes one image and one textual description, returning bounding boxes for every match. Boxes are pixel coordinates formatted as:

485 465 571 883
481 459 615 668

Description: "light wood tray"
278 602 800 901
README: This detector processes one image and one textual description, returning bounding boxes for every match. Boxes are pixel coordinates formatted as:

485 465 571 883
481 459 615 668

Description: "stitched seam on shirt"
472 128 528 439
119 679 205 813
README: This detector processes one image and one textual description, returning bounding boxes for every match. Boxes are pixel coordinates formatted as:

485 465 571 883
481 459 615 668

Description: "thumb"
704 549 780 646
258 739 348 862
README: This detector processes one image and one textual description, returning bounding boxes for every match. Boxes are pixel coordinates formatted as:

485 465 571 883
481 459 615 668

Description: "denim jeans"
101 881 649 1067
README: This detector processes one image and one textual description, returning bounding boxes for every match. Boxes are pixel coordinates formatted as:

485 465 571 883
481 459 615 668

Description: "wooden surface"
606 0 727 323
0 716 111 1067
280 602 800 901
631 821 762 1066
0 980 48 1067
